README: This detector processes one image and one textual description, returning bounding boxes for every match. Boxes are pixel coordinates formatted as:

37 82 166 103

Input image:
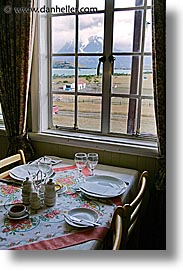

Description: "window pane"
78 96 101 131
79 0 105 11
113 10 142 52
78 56 102 94
144 9 152 52
52 56 75 91
79 14 104 53
140 99 157 135
52 16 75 53
112 56 132 94
115 0 144 8
110 98 129 134
142 56 153 96
52 94 75 128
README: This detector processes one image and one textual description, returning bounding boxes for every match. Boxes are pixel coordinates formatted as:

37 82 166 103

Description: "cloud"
52 14 104 52
79 14 103 30
52 7 152 53
52 16 75 31
52 16 75 52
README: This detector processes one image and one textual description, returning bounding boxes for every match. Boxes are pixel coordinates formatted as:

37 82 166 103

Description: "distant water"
52 68 134 76
52 68 152 76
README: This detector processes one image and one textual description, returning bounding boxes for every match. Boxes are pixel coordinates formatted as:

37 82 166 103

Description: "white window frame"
30 0 158 158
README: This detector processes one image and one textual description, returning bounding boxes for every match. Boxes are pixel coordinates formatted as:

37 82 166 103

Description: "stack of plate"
79 175 127 198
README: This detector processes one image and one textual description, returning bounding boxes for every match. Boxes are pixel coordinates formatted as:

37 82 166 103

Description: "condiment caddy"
21 177 61 209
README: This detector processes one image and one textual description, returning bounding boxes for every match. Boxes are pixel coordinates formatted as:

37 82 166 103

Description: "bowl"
8 204 26 218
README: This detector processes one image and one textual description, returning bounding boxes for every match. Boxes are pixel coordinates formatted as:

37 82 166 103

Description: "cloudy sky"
51 0 152 53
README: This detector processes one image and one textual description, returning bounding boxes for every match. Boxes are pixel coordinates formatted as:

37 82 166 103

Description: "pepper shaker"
44 179 56 207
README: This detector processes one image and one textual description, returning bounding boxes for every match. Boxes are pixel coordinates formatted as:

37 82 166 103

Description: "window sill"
29 130 158 158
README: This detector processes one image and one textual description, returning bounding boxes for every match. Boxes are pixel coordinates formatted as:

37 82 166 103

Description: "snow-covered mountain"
55 35 103 68
55 35 151 70
82 35 103 53
58 35 103 54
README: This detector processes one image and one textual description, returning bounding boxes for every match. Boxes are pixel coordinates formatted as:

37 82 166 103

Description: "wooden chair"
111 170 148 250
0 150 26 179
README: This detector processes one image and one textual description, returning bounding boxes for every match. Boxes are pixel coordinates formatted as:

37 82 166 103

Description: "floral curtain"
152 0 166 191
0 0 36 161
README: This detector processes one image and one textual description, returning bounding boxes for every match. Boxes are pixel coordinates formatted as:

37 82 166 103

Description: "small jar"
44 179 57 207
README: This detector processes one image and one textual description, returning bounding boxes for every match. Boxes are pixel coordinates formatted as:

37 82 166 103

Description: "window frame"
48 0 155 138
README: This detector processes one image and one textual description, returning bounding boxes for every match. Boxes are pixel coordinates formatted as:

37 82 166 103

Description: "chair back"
111 171 148 250
0 150 26 179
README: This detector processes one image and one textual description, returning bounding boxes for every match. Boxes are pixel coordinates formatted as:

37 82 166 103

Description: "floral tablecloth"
0 166 119 250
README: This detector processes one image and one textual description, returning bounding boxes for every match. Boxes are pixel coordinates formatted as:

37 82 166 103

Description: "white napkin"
80 181 123 196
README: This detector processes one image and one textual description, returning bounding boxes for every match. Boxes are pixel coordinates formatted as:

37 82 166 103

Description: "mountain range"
59 35 103 54
53 35 151 70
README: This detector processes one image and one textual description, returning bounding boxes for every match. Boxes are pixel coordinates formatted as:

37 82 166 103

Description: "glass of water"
74 152 87 181
87 153 98 176
38 157 52 183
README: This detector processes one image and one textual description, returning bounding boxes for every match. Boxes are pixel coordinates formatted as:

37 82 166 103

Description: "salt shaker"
44 179 56 207
22 177 33 205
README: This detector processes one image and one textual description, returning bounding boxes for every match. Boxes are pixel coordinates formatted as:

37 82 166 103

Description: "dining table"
0 157 140 250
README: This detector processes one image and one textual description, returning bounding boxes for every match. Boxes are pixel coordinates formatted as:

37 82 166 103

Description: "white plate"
6 211 29 220
64 207 98 228
9 164 54 181
79 175 126 198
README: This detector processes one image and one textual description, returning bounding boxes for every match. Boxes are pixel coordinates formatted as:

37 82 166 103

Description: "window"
38 0 156 141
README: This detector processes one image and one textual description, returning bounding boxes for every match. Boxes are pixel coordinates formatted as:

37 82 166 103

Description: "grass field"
52 74 156 135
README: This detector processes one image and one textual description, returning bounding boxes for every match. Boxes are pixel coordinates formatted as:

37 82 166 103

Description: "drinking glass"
38 156 52 183
27 161 39 191
38 157 52 199
74 153 87 181
87 153 98 176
